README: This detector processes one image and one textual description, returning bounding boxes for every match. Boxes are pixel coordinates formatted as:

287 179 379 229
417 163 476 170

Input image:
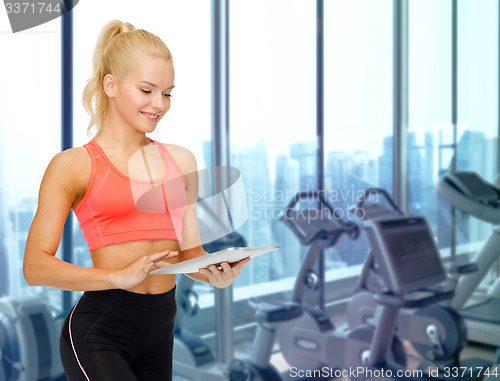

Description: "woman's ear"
103 74 117 98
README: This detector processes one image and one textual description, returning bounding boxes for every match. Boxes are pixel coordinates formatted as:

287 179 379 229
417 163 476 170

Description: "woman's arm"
23 148 174 291
23 148 117 291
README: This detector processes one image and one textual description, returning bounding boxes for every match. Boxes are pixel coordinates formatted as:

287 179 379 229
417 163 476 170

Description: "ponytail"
82 20 172 137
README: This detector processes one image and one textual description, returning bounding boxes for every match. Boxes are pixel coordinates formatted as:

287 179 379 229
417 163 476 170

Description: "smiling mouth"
140 111 161 122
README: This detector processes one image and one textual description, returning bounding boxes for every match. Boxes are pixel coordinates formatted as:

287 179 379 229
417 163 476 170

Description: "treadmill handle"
355 188 404 217
281 190 346 223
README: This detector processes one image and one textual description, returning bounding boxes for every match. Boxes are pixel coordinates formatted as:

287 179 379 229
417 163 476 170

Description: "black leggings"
59 287 176 381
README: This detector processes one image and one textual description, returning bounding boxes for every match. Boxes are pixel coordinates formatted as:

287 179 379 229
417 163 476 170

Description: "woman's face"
106 54 175 134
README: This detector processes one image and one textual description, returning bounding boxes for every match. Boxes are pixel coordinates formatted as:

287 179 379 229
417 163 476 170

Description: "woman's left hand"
199 257 251 289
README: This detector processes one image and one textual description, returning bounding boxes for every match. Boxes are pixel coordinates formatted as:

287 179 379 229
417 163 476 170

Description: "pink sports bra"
74 138 187 251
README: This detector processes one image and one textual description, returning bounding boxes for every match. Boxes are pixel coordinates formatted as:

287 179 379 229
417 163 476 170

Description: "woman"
23 19 250 381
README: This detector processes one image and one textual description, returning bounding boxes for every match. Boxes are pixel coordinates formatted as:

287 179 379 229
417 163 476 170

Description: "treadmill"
437 171 500 356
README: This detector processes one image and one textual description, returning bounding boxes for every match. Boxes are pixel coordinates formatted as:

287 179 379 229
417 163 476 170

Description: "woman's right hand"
109 250 179 290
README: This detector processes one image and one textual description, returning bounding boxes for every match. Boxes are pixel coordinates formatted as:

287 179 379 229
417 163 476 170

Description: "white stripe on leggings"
69 300 91 381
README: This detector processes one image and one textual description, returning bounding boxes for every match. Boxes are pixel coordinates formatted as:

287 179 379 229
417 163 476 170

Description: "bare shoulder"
161 143 198 175
43 147 91 194
47 147 90 176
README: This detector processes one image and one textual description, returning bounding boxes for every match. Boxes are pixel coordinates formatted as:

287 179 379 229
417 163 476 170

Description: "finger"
233 257 251 272
199 268 215 280
165 251 179 258
152 260 174 268
145 261 158 273
207 265 224 280
228 260 248 277
220 262 232 273
207 265 219 273
137 256 152 269
150 250 171 260
150 250 178 261
153 251 178 263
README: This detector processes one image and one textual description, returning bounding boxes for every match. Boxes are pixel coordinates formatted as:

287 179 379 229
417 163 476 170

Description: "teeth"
142 112 159 119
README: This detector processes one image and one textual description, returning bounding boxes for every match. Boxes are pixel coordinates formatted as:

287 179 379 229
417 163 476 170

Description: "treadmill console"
363 216 446 295
446 171 498 202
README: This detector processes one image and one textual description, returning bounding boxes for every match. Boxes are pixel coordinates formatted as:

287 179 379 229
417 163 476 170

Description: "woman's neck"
97 113 150 149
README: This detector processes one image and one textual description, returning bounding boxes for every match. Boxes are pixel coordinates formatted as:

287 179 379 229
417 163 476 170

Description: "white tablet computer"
149 246 280 275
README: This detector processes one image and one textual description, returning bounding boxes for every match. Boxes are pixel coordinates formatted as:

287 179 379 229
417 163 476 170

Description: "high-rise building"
290 141 317 191
379 135 393 194
408 131 435 217
231 138 273 285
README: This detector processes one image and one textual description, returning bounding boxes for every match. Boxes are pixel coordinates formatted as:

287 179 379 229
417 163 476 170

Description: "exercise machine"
229 190 363 380
229 190 406 380
0 295 65 381
437 171 500 360
229 195 477 380
347 188 490 375
345 214 493 380
275 190 362 373
228 297 306 380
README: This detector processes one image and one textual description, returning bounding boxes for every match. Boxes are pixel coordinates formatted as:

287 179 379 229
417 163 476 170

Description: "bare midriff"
90 239 180 294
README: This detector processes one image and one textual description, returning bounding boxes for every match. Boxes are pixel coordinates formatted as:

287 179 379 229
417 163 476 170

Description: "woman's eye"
141 89 171 98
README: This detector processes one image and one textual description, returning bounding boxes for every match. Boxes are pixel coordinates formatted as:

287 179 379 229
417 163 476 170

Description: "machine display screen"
379 218 445 290
451 172 498 201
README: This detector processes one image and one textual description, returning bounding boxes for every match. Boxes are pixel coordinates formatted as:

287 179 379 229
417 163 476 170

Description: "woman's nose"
151 93 167 110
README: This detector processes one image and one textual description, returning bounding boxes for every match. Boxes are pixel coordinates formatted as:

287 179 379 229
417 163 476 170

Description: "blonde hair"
82 20 173 137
